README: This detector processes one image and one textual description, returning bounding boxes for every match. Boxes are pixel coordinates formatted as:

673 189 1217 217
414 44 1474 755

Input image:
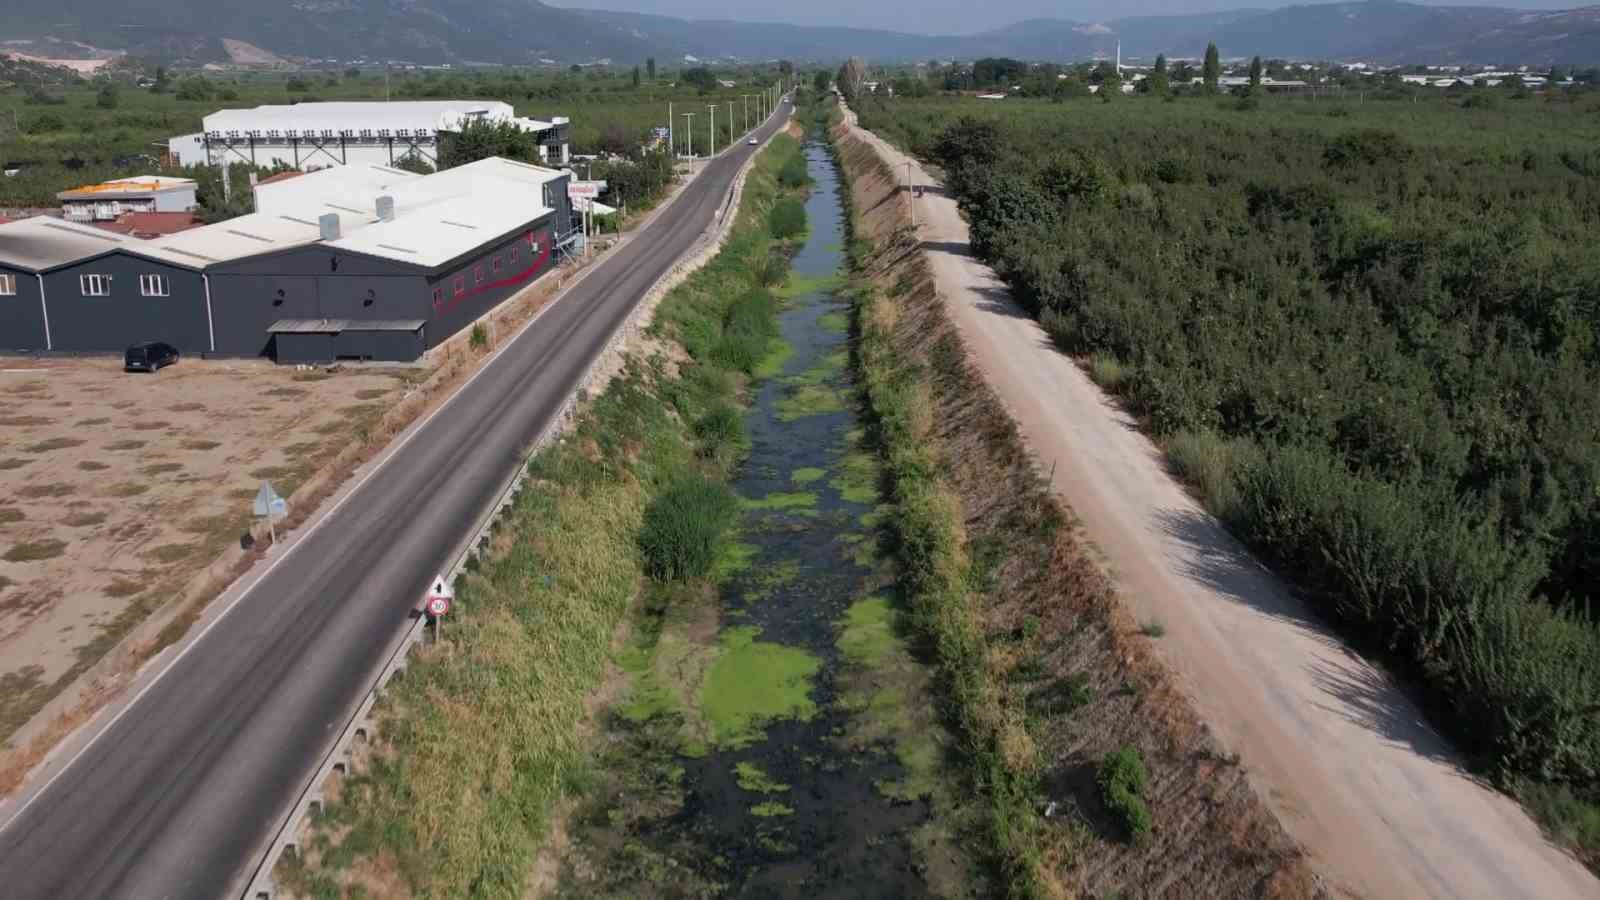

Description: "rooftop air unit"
376 195 395 222
319 212 340 241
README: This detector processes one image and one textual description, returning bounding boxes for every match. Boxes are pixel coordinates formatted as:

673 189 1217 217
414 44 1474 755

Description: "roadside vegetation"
835 121 1315 896
853 87 1600 865
275 132 808 899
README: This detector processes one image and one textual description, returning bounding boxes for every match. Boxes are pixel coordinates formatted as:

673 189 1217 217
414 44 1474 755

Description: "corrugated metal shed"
203 101 516 137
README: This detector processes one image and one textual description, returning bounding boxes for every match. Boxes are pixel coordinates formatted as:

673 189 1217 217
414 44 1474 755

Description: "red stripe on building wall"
432 228 553 316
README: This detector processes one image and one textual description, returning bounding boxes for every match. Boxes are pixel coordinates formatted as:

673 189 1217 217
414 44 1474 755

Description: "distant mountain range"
5 0 1600 66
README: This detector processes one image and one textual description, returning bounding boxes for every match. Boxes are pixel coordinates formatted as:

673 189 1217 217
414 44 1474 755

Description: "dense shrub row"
864 95 1600 841
1098 747 1152 842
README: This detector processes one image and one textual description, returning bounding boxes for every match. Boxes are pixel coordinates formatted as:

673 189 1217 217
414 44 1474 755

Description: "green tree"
813 69 830 92
285 76 311 93
632 65 641 88
344 66 361 79
175 76 213 102
1203 43 1220 92
151 66 171 93
681 66 718 92
1249 55 1263 89
95 81 119 109
1145 54 1170 95
393 152 435 174
647 57 656 81
439 118 537 168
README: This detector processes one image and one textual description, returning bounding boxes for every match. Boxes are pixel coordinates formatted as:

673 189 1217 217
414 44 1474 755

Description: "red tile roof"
91 211 203 239
255 169 305 187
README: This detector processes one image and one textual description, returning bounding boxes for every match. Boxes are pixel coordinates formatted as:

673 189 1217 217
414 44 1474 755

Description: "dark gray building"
0 157 572 362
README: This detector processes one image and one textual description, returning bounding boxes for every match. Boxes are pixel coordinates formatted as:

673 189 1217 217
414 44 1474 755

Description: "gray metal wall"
42 253 209 353
274 331 335 365
422 221 556 350
0 264 49 351
208 247 430 357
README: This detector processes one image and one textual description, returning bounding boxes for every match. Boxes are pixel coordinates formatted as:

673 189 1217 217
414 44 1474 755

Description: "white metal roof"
202 101 517 137
0 217 130 271
325 158 561 267
251 162 419 217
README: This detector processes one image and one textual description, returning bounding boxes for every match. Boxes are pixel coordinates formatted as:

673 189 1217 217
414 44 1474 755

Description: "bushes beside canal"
275 132 810 900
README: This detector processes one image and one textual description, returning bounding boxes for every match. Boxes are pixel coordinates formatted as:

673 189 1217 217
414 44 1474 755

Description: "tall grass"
639 475 739 580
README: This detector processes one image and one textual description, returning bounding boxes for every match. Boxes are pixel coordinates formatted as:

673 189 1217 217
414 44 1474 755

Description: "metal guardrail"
235 112 786 900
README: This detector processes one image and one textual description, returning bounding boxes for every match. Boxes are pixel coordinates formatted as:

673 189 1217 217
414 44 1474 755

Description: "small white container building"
58 177 198 223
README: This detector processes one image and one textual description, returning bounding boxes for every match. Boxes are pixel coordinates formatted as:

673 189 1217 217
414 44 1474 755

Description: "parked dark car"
125 341 179 372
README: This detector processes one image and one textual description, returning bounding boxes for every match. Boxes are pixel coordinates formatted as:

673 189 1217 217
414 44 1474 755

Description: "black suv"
124 341 179 373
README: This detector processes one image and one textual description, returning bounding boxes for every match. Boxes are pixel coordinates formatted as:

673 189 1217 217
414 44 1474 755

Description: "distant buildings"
58 177 197 224
167 101 571 172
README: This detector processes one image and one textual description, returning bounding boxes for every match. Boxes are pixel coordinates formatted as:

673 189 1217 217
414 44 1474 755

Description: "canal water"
554 141 976 897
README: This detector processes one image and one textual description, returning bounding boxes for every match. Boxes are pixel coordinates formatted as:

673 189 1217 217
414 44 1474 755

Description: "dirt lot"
0 358 421 740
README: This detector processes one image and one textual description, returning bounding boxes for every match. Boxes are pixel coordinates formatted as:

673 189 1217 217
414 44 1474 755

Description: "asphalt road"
0 107 788 900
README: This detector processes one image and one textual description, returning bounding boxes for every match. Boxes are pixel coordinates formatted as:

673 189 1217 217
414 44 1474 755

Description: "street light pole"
727 101 734 141
682 112 695 158
668 100 673 157
742 94 749 132
707 104 716 156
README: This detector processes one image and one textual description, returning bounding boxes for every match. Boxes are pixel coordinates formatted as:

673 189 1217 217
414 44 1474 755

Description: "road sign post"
252 480 287 544
424 574 454 643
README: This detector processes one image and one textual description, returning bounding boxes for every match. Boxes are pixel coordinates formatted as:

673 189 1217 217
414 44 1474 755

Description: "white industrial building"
167 100 571 172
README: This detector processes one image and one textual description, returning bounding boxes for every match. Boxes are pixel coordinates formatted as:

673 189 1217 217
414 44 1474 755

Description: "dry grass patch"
104 439 146 451
0 415 51 427
144 543 196 564
128 420 171 432
18 483 73 499
76 460 109 472
263 387 308 399
354 388 387 400
62 510 107 527
140 463 183 477
180 438 221 451
0 507 22 525
104 482 149 498
74 417 110 426
23 437 85 453
0 458 33 471
4 540 67 563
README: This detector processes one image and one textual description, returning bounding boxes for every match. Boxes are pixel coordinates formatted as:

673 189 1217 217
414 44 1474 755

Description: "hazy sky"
553 0 1568 38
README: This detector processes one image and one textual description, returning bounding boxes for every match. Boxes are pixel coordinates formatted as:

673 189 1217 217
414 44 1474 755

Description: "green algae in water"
785 349 848 387
838 596 898 665
776 383 845 421
831 450 880 505
778 271 842 299
743 490 818 511
751 339 793 380
750 801 795 818
817 310 849 333
790 466 826 485
714 539 759 579
735 761 791 794
745 557 802 602
701 626 820 749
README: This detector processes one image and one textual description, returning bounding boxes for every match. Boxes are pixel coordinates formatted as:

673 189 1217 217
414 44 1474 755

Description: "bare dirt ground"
841 105 1599 900
0 359 417 741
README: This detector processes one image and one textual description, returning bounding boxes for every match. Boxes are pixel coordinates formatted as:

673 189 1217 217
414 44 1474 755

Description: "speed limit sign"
426 594 451 617
424 574 453 642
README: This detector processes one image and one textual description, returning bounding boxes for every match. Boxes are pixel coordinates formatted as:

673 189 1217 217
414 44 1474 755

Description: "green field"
0 66 784 206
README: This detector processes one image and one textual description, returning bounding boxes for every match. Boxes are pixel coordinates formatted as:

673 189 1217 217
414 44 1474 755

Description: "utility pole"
707 104 716 156
682 112 695 158
905 160 916 228
742 94 750 132
668 100 673 157
727 101 734 142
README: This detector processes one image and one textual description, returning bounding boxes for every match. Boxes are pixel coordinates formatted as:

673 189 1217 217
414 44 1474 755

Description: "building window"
432 287 442 307
510 244 519 262
531 241 540 254
80 274 109 297
474 265 484 285
139 274 170 297
0 274 14 296
492 256 503 274
454 276 465 297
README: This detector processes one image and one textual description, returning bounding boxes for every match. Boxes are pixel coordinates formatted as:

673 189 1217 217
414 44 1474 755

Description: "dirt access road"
841 106 1597 900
